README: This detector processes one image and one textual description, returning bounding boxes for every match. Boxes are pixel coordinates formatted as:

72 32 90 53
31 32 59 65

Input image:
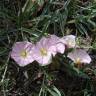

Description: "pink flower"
60 35 76 48
33 37 52 66
33 35 65 66
47 35 65 56
11 41 35 66
67 49 91 64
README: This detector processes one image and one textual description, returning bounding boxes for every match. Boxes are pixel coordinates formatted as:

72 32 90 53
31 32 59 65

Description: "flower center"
20 50 27 58
40 48 47 56
67 40 75 46
75 58 81 64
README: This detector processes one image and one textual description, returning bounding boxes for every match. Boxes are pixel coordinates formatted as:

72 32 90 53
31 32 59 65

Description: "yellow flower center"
40 48 47 56
75 58 81 64
68 41 72 46
67 40 75 47
20 50 28 58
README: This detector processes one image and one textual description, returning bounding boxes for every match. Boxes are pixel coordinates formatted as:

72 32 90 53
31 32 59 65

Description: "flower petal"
60 35 76 48
11 41 35 66
67 49 91 64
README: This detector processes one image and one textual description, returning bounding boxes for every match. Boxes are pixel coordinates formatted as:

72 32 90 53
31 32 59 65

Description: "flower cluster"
11 35 91 67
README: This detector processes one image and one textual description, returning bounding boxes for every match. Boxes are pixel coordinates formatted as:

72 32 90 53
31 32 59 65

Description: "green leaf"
46 86 61 96
52 86 62 96
21 27 41 37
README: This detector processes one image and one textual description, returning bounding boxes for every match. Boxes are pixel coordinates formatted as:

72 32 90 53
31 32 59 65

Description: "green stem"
1 55 10 83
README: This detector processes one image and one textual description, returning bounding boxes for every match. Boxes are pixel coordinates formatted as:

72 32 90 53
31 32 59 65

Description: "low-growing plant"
0 0 96 96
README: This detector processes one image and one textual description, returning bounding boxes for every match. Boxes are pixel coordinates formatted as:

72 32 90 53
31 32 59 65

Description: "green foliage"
0 0 96 96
